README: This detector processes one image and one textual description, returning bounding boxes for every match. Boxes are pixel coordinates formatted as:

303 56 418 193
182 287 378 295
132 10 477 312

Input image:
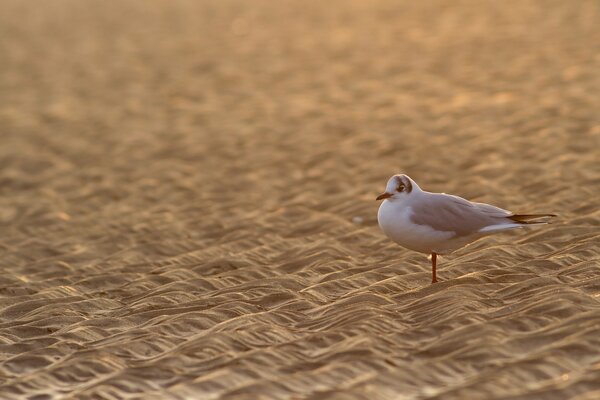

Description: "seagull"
376 174 555 284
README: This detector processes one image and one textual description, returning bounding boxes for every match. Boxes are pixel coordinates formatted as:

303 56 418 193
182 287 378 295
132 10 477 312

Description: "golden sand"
1 1 599 399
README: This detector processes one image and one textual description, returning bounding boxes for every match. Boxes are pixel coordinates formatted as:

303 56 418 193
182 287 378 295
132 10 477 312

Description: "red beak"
376 192 392 201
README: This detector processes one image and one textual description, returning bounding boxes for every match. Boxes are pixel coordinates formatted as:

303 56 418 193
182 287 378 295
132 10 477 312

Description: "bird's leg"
431 252 437 284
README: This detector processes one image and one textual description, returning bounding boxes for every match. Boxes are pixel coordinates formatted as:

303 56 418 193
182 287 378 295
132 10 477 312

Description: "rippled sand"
1 1 600 399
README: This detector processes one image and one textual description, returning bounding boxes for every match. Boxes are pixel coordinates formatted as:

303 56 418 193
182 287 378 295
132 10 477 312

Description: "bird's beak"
376 192 392 201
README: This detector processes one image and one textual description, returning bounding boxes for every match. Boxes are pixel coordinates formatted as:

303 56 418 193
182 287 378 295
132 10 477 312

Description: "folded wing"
410 193 517 237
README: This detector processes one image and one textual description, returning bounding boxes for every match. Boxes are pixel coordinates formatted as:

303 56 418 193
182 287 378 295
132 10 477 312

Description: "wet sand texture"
1 1 600 399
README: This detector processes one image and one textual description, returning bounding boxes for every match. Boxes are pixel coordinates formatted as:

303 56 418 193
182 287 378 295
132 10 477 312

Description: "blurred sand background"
1 0 600 399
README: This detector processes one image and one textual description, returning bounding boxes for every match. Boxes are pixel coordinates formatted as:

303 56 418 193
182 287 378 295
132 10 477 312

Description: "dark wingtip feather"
509 213 557 224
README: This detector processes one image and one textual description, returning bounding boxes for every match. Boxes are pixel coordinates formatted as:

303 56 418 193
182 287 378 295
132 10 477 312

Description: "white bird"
376 174 555 284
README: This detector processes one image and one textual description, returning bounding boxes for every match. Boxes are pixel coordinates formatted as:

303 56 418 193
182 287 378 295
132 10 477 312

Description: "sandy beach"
1 0 599 398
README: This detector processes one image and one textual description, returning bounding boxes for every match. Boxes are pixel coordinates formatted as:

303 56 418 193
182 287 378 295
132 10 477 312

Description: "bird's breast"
377 200 454 254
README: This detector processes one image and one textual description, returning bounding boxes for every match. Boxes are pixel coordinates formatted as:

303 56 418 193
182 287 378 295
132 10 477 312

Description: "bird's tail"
508 213 557 225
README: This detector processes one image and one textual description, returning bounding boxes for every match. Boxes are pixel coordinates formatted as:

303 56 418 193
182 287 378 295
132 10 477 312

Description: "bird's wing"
410 193 512 237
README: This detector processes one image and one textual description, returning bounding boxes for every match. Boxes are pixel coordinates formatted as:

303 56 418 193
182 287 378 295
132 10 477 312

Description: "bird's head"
376 174 418 201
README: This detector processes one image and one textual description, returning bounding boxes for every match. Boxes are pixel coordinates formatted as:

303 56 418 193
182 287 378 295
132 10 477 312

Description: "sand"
1 0 599 399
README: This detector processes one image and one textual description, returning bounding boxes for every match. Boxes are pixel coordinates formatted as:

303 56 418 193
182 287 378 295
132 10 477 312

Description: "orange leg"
431 252 437 284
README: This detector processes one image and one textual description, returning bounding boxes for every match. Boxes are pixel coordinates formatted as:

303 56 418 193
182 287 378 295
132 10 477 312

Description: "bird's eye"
397 185 405 192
